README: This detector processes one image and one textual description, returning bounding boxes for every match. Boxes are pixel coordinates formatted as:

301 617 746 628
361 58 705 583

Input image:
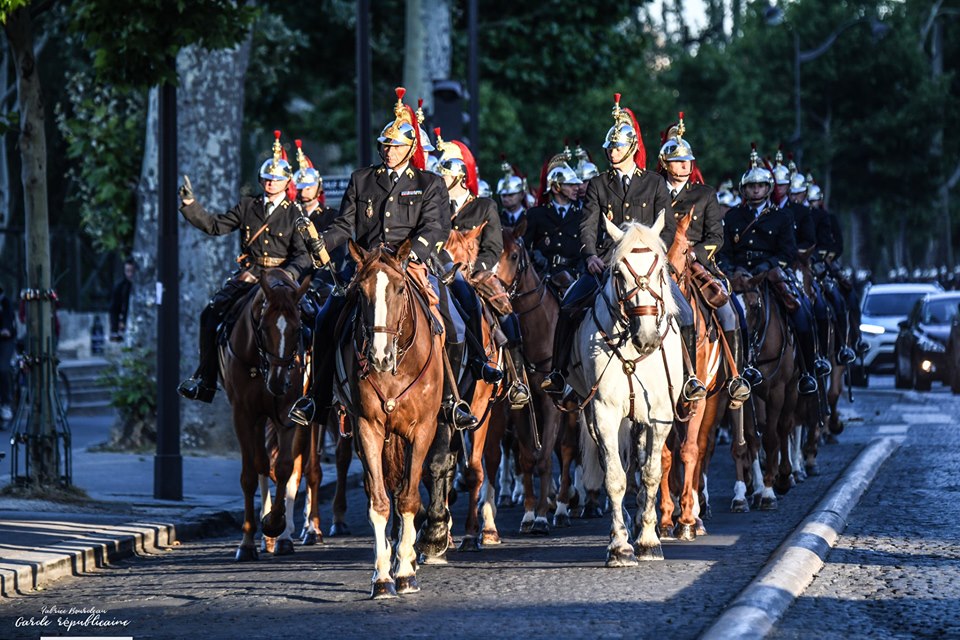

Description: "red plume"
418 98 423 110
678 111 684 121
622 107 647 169
274 130 281 141
395 87 406 101
536 155 551 206
614 92 621 105
404 104 424 170
451 141 479 196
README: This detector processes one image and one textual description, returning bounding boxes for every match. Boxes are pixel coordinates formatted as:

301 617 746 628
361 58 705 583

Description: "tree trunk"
124 40 252 453
403 0 450 115
5 6 56 485
0 38 11 249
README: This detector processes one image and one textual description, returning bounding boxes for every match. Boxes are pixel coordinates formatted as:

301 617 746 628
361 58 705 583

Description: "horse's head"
604 214 677 354
730 269 766 328
255 269 310 396
496 220 528 292
349 239 412 373
665 208 694 276
446 223 486 275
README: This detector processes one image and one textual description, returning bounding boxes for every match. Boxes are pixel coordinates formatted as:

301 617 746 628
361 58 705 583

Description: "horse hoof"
793 470 806 484
605 547 639 568
418 551 448 566
635 544 664 561
674 523 697 542
519 520 534 534
553 513 571 528
805 462 820 477
371 580 398 600
273 538 295 556
480 529 502 545
579 504 603 519
731 499 750 513
531 519 550 536
658 524 676 540
568 492 580 510
329 522 351 537
695 518 708 536
458 535 481 552
760 496 778 511
395 575 420 595
497 496 515 508
824 432 839 444
261 537 276 554
301 531 322 546
261 515 286 539
703 504 713 520
235 546 259 562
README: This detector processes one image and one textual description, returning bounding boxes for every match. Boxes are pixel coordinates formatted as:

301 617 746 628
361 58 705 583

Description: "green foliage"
100 346 157 427
0 0 30 25
55 67 146 253
69 0 257 88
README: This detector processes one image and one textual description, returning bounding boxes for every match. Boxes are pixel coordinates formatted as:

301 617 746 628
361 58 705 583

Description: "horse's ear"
513 218 527 239
603 216 625 243
348 239 368 265
467 221 487 240
295 273 312 300
396 238 413 265
676 207 692 235
652 208 666 237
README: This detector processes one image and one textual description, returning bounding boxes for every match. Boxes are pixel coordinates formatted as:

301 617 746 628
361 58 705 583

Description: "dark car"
945 307 960 394
893 293 960 390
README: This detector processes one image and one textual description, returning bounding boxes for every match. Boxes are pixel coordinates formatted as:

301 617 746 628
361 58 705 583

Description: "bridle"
612 247 667 328
501 237 548 315
252 284 303 379
354 258 413 375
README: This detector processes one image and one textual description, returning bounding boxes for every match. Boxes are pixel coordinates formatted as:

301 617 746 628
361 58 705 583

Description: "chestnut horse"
442 225 506 552
495 221 567 536
219 268 311 560
334 240 443 599
729 271 799 511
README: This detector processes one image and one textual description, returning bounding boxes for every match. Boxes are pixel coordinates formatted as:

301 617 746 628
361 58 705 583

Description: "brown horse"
443 225 506 551
658 213 736 540
219 268 311 560
495 222 567 535
336 240 443 599
729 272 800 510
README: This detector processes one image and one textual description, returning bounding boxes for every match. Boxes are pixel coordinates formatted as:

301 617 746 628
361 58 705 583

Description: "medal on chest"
365 199 373 218
606 203 614 221
734 233 740 243
544 237 551 247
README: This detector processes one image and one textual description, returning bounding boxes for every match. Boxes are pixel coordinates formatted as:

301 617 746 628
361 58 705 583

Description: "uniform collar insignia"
405 168 415 179
376 166 385 175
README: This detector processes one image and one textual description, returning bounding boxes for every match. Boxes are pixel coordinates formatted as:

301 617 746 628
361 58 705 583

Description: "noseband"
253 289 302 378
615 247 666 324
355 259 413 373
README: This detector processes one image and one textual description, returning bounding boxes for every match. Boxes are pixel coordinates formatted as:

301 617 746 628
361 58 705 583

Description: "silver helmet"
259 130 293 182
477 179 492 198
771 147 791 185
377 87 418 148
574 144 598 181
497 157 525 196
789 171 807 195
293 139 320 190
740 143 773 188
603 93 638 150
658 112 695 166
717 189 742 207
425 154 441 175
807 183 823 202
547 162 582 190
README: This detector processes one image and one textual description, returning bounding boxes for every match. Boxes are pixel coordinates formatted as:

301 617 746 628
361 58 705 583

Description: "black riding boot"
467 307 503 384
499 313 530 406
541 306 580 394
679 325 707 401
289 295 344 426
443 342 480 430
834 312 856 364
178 320 218 403
796 329 819 396
723 329 752 404
813 319 833 378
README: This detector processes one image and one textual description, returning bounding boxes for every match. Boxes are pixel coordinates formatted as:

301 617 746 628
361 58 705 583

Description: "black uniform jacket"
669 181 724 270
580 167 676 263
180 195 312 279
321 163 448 260
500 208 527 229
524 201 584 268
813 208 843 258
782 200 817 255
717 201 797 274
451 196 504 273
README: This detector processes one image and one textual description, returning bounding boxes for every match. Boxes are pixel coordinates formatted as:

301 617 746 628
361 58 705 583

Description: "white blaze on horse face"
372 271 391 363
276 315 289 359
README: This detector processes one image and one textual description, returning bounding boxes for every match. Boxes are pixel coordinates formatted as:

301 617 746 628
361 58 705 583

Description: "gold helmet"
258 130 293 182
538 152 581 205
377 87 420 150
497 155 525 196
658 112 696 166
293 139 321 190
771 146 791 185
604 92 637 150
415 98 435 153
740 142 774 188
435 128 479 195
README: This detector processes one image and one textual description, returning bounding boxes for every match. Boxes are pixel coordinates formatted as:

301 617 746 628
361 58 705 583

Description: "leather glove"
178 175 194 201
306 235 325 257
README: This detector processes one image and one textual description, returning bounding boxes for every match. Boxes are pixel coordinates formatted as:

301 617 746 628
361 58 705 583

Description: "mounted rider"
541 93 707 402
177 131 311 403
715 143 823 396
434 129 530 407
573 142 599 207
656 112 753 403
292 140 347 293
288 87 486 430
497 156 529 228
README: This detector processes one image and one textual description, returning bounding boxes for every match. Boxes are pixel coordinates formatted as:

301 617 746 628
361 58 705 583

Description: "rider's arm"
651 177 677 248
775 214 798 268
319 174 358 251
179 198 245 236
475 201 504 273
695 194 724 265
412 172 449 262
578 178 602 259
286 219 312 280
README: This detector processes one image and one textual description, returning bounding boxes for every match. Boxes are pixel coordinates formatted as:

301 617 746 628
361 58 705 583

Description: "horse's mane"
261 268 300 316
610 222 679 319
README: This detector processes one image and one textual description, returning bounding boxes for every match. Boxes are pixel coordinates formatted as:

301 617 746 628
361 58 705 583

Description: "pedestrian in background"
110 258 136 341
0 285 16 421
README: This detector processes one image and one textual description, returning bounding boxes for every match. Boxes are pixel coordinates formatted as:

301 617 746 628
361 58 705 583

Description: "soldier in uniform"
657 114 753 401
716 179 741 217
573 143 599 207
292 140 347 292
716 144 821 396
497 157 528 228
808 180 861 361
177 131 312 402
523 152 584 285
289 87 481 429
541 94 706 401
434 131 529 406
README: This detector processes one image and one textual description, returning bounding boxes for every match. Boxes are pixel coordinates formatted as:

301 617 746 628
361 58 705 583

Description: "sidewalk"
0 411 360 598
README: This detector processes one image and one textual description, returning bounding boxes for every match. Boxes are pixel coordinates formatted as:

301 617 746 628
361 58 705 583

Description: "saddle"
218 286 260 346
766 267 800 313
689 261 729 310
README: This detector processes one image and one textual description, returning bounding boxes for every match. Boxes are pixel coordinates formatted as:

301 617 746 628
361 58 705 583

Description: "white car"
860 282 944 373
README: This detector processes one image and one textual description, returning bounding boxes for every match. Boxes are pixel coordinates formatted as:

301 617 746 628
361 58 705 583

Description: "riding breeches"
202 276 257 331
435 273 467 344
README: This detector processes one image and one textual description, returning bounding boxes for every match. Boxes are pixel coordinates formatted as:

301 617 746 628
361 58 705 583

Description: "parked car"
858 283 943 386
946 308 960 394
893 292 960 390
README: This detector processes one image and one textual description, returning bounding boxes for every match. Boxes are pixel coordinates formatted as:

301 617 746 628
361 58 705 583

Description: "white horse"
569 215 683 566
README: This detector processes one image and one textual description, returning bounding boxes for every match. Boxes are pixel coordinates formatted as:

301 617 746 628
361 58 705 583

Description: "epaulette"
376 166 385 175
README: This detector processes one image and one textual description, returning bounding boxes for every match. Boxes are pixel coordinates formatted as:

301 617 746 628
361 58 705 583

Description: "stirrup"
837 346 856 365
447 399 480 431
288 396 316 427
507 382 531 407
742 365 764 387
798 374 818 396
540 371 566 395
814 357 832 378
727 377 752 404
177 377 216 403
682 376 707 402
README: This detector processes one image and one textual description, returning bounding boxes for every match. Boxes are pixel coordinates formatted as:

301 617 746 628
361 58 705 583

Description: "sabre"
294 205 346 297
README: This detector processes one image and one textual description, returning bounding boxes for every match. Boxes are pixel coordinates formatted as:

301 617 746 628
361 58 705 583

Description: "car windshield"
921 298 960 325
863 292 931 317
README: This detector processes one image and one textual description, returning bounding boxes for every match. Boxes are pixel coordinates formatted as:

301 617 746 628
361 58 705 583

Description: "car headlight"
917 335 946 353
860 323 885 335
